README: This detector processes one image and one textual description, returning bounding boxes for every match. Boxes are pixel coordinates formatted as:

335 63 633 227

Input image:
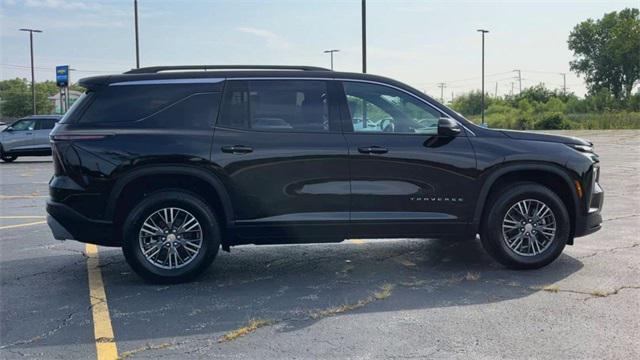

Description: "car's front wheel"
0 146 17 163
122 190 221 283
480 182 570 269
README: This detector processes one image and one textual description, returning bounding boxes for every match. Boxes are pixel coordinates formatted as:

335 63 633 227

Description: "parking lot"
0 130 638 359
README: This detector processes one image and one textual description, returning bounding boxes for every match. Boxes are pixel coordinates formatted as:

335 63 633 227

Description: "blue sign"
56 65 69 87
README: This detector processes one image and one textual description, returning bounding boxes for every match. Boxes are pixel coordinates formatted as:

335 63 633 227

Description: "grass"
469 111 640 130
565 112 640 129
218 319 273 343
309 283 396 319
542 285 560 293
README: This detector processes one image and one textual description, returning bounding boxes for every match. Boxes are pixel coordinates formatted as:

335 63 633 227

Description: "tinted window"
37 119 57 130
79 84 219 125
9 119 35 131
145 92 221 129
219 80 329 132
343 82 441 135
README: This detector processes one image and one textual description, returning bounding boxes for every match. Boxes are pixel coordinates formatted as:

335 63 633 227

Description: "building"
48 90 83 115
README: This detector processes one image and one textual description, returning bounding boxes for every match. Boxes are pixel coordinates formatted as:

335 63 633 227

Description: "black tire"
0 146 17 163
480 182 570 269
122 190 220 284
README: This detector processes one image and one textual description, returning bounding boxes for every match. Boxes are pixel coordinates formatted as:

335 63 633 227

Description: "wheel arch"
473 163 579 242
106 165 234 230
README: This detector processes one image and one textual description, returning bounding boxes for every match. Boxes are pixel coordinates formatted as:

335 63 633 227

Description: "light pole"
134 0 140 68
477 29 489 126
323 49 339 70
361 0 366 73
19 28 42 115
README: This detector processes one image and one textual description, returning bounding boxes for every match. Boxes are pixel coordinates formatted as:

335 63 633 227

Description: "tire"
0 146 17 163
122 190 221 283
480 182 569 269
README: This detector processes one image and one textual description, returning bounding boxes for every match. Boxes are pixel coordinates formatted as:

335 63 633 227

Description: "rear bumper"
46 200 119 247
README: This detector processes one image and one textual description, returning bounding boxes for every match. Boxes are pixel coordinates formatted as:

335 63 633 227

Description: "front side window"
218 80 330 132
9 119 35 131
343 82 441 135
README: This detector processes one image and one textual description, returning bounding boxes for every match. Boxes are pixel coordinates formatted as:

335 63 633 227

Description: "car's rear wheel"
122 190 220 283
480 182 569 269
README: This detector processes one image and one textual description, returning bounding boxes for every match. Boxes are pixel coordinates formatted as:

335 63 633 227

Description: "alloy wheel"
501 199 557 256
138 207 203 269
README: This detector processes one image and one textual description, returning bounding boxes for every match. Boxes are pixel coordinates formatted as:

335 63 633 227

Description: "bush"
536 112 569 129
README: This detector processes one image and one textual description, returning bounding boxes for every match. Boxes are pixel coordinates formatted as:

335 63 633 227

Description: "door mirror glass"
437 118 461 136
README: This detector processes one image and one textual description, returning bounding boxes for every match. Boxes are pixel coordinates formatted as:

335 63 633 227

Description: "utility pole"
514 69 522 93
510 82 514 96
134 0 140 68
19 28 42 115
361 0 367 73
323 49 340 70
560 72 567 94
451 91 454 102
477 29 489 126
495 82 498 97
437 82 447 103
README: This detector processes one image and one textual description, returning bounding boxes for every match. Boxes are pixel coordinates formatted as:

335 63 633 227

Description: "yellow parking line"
0 220 46 230
86 244 118 360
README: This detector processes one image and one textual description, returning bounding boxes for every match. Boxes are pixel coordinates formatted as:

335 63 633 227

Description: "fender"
471 162 579 232
105 164 234 227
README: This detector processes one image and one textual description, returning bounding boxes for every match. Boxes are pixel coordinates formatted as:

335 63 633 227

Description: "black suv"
46 65 603 283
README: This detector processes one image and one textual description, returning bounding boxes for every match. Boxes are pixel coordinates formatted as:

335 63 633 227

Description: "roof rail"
124 65 331 74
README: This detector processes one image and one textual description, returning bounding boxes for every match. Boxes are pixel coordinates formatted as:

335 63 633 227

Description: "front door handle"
221 145 253 154
358 146 388 154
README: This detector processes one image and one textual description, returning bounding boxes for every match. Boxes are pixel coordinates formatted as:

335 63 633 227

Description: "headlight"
568 144 594 153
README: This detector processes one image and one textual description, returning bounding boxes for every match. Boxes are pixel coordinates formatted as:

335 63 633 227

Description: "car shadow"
1 238 583 349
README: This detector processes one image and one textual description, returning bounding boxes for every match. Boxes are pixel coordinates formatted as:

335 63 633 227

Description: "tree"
0 78 55 119
450 90 492 116
568 8 640 100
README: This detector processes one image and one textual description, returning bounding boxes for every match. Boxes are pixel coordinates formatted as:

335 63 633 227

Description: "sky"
1 0 637 99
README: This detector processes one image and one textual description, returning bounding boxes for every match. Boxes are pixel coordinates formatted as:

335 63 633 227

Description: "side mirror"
5 126 13 132
437 117 461 137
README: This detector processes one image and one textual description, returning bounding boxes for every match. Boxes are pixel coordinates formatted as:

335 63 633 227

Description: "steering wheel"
379 118 395 133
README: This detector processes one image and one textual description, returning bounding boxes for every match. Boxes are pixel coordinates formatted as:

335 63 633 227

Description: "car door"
211 79 350 242
338 80 477 238
1 119 36 152
33 118 57 149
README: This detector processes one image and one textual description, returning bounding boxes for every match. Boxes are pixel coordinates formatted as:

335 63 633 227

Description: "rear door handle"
221 145 253 154
358 146 388 154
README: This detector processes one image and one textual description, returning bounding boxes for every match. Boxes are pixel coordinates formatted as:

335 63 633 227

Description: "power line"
1 63 121 73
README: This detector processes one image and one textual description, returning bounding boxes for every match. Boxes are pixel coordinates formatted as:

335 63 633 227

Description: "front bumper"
46 200 119 246
574 181 604 237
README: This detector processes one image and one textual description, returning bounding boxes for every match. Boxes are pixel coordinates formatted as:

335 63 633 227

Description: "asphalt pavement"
1 130 638 359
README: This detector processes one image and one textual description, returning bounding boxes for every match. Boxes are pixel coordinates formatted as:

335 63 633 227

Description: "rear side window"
218 80 330 132
78 83 221 129
37 119 57 130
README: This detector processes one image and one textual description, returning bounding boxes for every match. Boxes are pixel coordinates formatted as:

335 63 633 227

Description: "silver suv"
0 115 61 162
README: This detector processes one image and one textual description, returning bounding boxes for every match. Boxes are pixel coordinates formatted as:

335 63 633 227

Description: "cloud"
23 0 101 10
236 26 291 49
